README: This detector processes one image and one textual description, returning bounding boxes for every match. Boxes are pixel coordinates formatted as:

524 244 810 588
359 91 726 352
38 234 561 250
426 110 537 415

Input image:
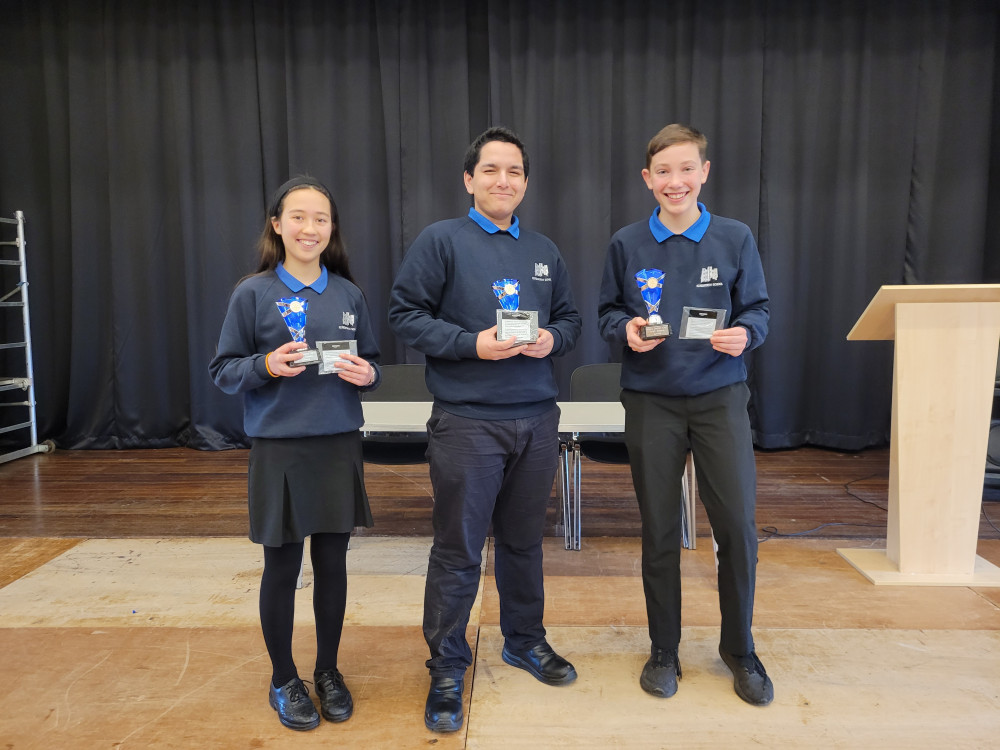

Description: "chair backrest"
569 363 629 464
362 364 432 402
570 363 622 402
986 423 1000 489
360 364 431 464
993 347 999 403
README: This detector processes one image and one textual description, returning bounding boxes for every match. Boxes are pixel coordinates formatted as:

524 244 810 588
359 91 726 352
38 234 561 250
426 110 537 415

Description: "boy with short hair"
389 126 582 733
597 123 773 706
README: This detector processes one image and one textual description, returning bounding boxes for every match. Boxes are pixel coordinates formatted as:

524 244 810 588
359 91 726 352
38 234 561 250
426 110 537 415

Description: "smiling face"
464 140 528 229
642 141 710 233
270 187 333 278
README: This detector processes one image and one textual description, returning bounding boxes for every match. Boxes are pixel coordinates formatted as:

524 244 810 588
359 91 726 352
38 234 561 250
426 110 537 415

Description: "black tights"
260 532 350 688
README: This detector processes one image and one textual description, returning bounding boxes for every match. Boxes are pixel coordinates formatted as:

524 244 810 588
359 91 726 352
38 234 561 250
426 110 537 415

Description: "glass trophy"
634 269 671 340
492 278 538 344
275 296 319 366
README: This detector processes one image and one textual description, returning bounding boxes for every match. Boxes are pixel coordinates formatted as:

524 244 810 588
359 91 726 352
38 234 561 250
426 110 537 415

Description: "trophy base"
639 323 671 341
290 348 320 367
497 309 539 344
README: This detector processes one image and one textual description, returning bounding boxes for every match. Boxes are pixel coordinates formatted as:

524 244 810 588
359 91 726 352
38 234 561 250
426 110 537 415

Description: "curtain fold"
0 0 996 451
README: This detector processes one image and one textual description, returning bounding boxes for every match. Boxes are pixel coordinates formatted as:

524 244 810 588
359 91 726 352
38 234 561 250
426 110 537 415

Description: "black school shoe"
314 669 354 722
501 641 578 686
718 647 774 706
639 646 681 698
424 676 464 733
268 677 320 731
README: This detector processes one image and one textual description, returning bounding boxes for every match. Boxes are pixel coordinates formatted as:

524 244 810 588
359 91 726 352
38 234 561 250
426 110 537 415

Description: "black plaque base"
639 323 671 341
289 348 320 367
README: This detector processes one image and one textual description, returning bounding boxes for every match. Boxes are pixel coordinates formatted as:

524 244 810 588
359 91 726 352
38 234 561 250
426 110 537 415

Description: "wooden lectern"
838 284 1000 586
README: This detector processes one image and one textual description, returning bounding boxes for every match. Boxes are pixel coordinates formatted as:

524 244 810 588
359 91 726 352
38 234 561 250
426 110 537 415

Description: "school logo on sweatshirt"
696 265 722 288
339 311 356 331
532 262 550 281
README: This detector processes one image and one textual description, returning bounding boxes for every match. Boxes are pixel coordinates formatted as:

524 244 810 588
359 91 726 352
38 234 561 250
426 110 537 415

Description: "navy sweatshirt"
388 211 581 420
209 267 381 438
598 206 769 397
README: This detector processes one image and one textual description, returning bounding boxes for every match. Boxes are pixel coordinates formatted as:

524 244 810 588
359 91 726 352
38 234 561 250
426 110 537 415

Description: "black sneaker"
314 669 354 722
268 677 320 730
718 647 774 706
639 646 681 698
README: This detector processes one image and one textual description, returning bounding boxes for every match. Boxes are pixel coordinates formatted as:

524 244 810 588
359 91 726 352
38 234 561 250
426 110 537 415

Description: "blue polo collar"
277 263 328 293
468 206 520 238
648 203 711 243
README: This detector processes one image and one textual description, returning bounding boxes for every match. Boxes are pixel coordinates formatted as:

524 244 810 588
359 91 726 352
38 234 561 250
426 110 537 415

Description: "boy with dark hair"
463 125 531 179
389 125 582 732
598 123 773 706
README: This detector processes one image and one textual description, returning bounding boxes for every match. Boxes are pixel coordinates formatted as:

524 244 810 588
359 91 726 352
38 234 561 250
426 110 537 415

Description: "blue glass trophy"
634 269 671 340
275 297 320 366
492 278 538 344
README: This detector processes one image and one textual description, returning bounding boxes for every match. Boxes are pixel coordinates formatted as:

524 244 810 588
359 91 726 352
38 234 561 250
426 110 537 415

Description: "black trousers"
422 404 559 678
622 382 758 656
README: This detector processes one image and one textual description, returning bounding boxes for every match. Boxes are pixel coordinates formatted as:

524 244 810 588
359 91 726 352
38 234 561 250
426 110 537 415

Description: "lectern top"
847 284 1000 341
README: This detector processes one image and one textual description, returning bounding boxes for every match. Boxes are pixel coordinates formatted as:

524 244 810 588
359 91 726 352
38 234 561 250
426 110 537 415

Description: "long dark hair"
254 175 356 284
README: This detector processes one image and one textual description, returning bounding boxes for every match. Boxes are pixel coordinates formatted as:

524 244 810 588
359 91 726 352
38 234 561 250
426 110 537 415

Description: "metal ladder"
1 211 53 463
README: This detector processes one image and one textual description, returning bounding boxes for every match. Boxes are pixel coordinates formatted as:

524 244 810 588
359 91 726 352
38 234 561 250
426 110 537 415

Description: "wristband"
264 352 278 378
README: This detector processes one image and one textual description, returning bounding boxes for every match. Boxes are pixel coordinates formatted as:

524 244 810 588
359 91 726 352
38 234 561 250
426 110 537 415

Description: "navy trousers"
622 382 758 656
422 404 559 678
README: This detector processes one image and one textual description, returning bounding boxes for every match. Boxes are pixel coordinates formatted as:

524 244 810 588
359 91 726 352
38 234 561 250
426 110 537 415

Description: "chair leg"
572 442 582 549
681 481 691 549
560 440 582 551
682 453 698 550
559 441 571 549
559 440 582 550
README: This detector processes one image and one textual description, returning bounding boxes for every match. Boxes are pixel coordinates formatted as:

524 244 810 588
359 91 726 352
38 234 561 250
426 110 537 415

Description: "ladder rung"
0 302 25 308
0 257 22 263
0 342 27 350
0 421 32 435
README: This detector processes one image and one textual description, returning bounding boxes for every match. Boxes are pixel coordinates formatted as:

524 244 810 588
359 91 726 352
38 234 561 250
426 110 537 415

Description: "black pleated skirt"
247 432 374 547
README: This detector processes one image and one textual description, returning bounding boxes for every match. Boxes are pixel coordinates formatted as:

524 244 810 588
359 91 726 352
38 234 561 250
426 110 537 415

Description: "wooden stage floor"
2 447 1000 748
2 445 999 541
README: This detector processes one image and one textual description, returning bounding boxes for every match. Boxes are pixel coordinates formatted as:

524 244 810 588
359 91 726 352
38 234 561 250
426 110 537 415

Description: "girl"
210 176 380 731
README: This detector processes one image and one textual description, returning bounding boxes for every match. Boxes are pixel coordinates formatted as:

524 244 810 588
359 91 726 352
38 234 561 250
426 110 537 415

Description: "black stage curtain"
0 0 997 450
